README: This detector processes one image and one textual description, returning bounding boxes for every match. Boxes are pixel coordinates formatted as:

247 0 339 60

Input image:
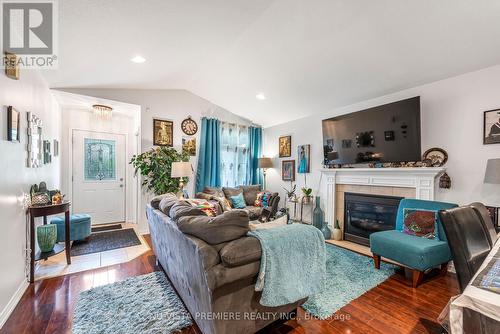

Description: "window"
84 138 116 180
220 122 249 187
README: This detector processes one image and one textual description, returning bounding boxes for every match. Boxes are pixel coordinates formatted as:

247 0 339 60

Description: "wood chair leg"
412 269 424 288
373 254 381 269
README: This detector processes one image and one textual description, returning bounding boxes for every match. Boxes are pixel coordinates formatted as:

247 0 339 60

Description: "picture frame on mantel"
483 108 500 144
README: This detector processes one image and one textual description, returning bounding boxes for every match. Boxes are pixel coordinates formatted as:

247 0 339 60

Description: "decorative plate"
181 117 198 135
422 147 448 167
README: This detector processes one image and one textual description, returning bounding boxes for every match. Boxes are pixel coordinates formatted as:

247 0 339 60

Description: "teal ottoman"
50 214 91 242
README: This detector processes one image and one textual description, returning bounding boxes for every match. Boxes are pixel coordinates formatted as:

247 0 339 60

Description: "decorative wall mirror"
27 112 43 168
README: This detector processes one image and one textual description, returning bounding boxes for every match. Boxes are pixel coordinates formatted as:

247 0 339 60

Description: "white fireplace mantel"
320 167 446 227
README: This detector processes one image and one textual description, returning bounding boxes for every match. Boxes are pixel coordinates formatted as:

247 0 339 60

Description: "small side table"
28 201 71 283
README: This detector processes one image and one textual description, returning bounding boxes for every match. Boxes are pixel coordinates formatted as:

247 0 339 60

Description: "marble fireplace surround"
320 167 446 230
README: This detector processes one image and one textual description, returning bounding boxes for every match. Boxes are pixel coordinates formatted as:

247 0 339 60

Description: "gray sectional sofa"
147 193 304 334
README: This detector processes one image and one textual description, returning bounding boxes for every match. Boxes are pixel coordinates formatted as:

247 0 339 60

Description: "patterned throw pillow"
185 199 218 217
254 192 272 207
402 208 438 239
230 193 247 209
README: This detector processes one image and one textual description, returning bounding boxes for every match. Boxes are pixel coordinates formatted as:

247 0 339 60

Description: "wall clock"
181 117 198 135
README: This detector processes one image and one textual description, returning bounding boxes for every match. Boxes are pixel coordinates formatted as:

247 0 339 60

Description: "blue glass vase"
313 196 324 230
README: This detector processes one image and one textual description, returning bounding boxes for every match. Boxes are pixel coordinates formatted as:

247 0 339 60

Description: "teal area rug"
302 244 396 319
73 272 192 334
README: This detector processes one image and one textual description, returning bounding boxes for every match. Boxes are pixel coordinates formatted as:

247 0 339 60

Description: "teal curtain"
195 118 221 193
247 126 263 186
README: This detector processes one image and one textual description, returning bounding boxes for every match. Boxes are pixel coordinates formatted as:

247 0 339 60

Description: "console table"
28 201 71 283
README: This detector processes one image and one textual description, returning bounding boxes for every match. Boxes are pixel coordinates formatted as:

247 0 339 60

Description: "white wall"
263 65 500 209
60 107 140 224
57 89 253 232
0 72 61 326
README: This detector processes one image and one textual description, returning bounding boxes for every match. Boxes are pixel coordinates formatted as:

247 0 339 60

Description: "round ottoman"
50 214 92 242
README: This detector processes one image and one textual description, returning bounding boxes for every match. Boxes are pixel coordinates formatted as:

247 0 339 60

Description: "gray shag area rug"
71 228 141 256
73 271 192 334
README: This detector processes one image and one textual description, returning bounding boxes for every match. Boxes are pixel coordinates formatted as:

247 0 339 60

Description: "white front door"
72 130 126 225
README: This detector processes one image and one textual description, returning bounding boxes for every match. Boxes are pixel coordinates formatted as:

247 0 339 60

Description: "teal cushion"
370 230 452 271
50 214 91 242
230 193 246 209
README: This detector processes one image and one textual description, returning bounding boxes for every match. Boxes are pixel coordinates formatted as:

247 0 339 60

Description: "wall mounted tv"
322 96 421 166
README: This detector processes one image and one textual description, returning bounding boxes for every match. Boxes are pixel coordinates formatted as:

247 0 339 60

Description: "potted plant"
301 187 313 204
130 147 189 195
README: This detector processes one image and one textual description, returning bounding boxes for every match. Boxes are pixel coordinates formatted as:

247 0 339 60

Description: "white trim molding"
320 167 446 227
0 279 29 329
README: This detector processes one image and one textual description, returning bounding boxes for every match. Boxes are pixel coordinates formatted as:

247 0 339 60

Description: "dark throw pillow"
176 210 250 245
240 185 262 206
402 208 438 239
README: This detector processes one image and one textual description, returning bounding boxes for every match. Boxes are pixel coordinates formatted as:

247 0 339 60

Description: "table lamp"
484 159 500 184
258 157 273 190
171 161 193 198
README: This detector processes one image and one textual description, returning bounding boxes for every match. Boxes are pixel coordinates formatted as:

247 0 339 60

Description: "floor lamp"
258 157 273 190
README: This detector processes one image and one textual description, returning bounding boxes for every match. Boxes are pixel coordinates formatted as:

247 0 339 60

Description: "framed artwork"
153 119 173 146
297 144 311 173
53 139 59 156
43 140 51 164
182 136 196 156
5 53 19 80
483 109 500 144
279 135 291 157
27 112 43 168
7 106 20 142
282 160 295 181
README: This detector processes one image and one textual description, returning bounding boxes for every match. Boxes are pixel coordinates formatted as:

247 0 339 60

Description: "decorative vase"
37 224 57 252
321 223 332 239
302 196 312 205
312 196 324 230
333 219 342 241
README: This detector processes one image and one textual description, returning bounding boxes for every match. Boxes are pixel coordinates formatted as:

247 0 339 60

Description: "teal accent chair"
50 214 92 242
370 199 458 287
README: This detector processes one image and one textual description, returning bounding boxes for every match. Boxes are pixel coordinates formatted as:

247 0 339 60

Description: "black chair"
439 206 492 292
439 206 495 334
469 202 498 247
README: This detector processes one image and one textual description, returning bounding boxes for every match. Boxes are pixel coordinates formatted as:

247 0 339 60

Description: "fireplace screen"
344 192 403 246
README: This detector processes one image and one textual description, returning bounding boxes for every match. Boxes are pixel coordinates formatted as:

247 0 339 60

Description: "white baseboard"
0 279 29 329
138 226 150 235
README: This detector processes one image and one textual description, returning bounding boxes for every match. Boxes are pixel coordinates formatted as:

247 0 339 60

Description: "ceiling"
42 0 500 127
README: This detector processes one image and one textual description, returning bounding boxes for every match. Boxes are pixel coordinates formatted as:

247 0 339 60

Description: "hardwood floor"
1 235 459 334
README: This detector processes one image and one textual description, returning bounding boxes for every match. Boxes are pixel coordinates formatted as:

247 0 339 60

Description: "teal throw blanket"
248 223 326 307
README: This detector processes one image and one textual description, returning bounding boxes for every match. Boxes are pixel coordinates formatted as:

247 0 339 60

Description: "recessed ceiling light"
130 55 146 63
256 93 266 100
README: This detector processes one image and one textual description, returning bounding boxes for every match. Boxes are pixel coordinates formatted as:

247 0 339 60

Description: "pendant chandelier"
92 104 113 119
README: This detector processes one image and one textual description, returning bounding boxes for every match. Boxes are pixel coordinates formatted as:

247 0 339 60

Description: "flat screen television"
322 97 421 166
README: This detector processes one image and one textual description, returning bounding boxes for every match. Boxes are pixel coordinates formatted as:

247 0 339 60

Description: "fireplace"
344 192 403 246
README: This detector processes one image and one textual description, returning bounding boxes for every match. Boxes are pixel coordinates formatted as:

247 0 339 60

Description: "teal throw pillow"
230 193 246 209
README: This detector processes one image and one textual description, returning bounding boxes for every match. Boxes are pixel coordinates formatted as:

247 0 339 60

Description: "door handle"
120 184 124 188
119 178 124 181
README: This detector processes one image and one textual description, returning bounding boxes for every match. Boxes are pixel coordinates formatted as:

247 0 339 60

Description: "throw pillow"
185 199 218 217
176 210 250 245
222 187 243 206
240 185 262 206
158 193 180 215
203 186 225 198
169 201 206 221
402 208 438 239
254 192 272 207
230 193 247 209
